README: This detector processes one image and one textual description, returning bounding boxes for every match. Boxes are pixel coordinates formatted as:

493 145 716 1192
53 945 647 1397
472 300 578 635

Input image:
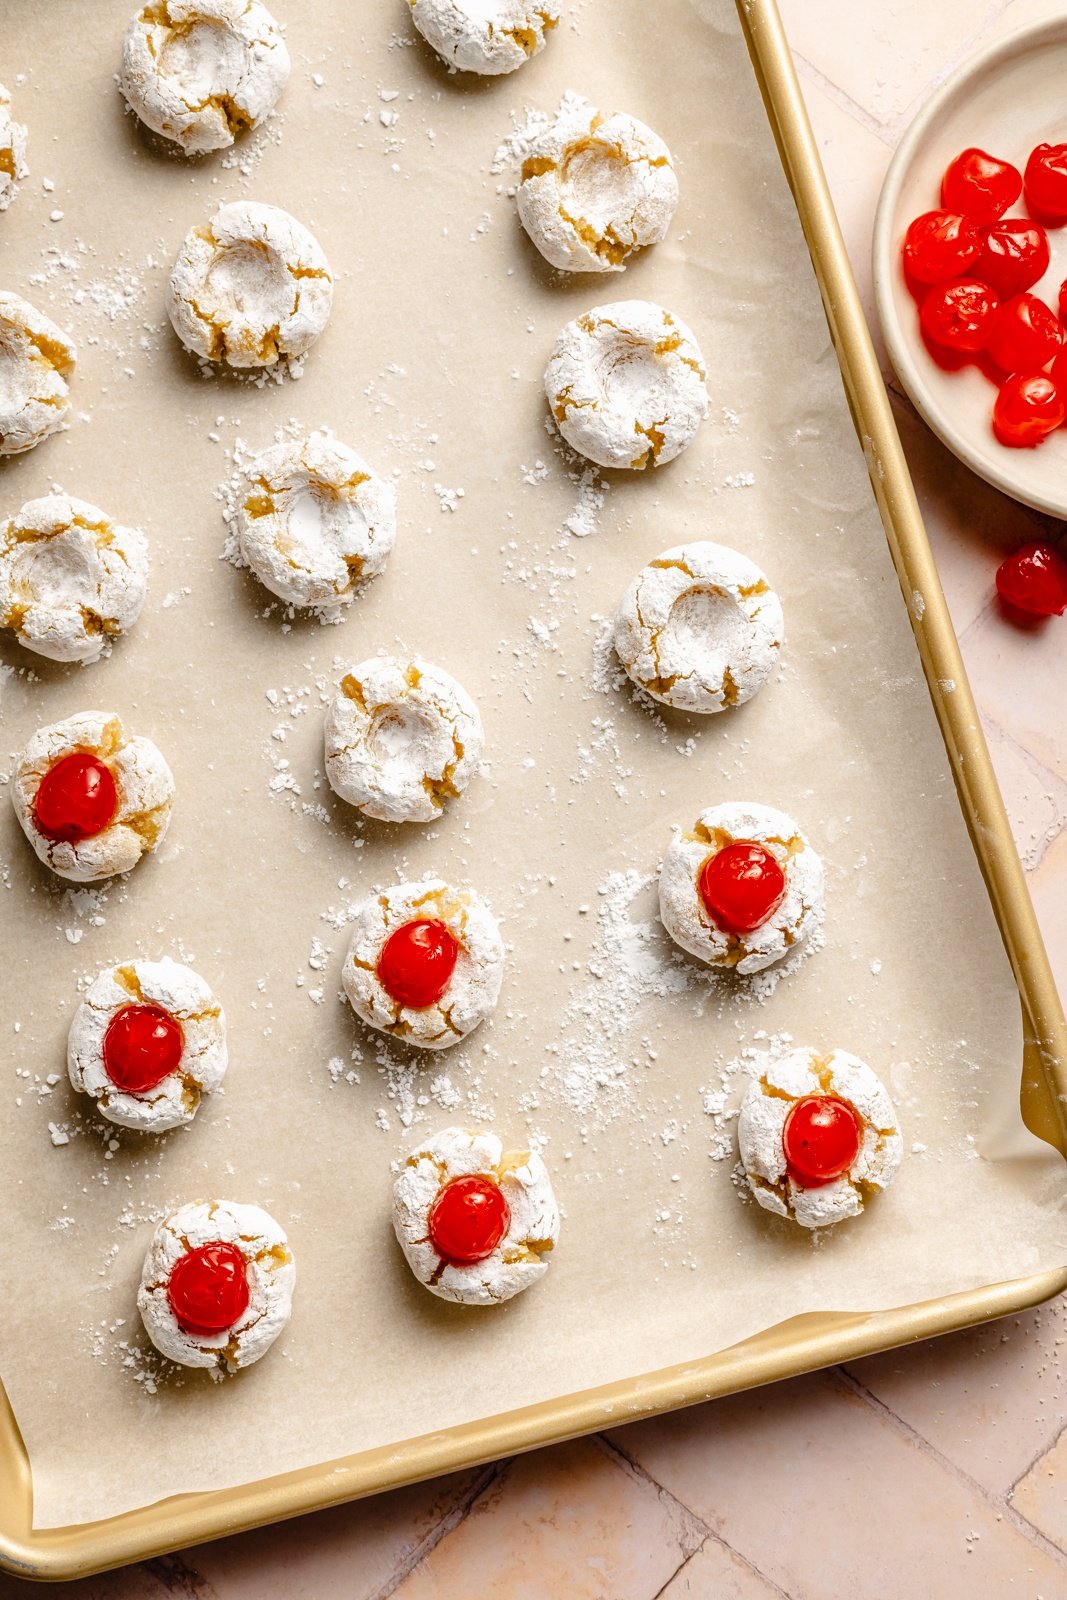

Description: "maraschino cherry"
902 210 982 284
32 753 117 843
783 1096 863 1188
992 372 1065 448
167 1242 249 1335
941 147 1021 224
377 919 459 1010
996 542 1067 617
103 1004 184 1094
1023 142 1067 225
699 842 786 935
428 1175 510 1264
974 218 1050 298
985 293 1062 374
919 279 998 356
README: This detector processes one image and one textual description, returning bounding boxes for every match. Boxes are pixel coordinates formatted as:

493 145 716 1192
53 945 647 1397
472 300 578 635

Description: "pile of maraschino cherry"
902 143 1067 620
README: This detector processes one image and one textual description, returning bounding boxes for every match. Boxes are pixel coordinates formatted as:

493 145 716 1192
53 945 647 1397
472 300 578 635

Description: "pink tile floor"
7 1 1067 1593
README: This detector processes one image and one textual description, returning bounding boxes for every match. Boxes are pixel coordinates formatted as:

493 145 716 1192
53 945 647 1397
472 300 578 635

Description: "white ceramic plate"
874 16 1067 516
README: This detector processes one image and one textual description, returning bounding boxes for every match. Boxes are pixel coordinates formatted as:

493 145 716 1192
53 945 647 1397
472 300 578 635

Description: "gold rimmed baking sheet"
1 0 1065 1577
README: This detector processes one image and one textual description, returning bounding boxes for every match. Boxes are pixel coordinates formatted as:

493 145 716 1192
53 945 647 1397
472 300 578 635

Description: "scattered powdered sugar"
544 869 690 1128
700 1033 797 1168
561 465 606 539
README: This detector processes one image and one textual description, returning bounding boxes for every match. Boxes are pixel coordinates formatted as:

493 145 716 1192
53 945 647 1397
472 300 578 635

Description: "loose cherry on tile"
902 210 983 284
698 842 786 935
941 147 1021 224
986 293 1063 375
783 1096 863 1188
992 372 1066 448
974 218 1051 298
377 920 459 1010
919 278 999 358
103 1004 184 1095
428 1176 510 1265
996 542 1067 618
167 1242 250 1335
32 753 117 843
1023 142 1067 225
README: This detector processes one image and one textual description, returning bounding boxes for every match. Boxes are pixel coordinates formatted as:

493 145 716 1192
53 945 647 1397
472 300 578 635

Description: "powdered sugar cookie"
393 1127 559 1305
236 432 396 607
0 494 149 664
343 879 504 1051
120 0 290 155
167 201 332 368
614 542 783 714
409 0 560 75
0 292 76 456
517 102 678 273
138 1199 295 1372
545 301 708 469
659 801 823 975
324 656 483 824
737 1047 903 1229
12 710 175 883
68 958 226 1133
0 83 28 211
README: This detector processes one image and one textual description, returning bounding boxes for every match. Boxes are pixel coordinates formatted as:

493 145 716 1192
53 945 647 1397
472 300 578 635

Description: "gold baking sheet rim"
2 0 1065 1577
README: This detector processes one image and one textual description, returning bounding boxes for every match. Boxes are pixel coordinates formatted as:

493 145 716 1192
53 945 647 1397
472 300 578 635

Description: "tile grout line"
367 1461 508 1600
596 1432 711 1540
791 52 899 148
651 1528 796 1600
1008 1412 1067 1499
836 1366 1067 1565
875 0 1025 145
598 1432 793 1596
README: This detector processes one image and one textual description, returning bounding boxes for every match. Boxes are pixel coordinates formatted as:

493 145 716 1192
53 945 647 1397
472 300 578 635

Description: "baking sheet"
1 0 1065 1531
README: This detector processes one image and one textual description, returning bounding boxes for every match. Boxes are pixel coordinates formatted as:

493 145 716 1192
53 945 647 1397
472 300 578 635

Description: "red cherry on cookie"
167 1242 249 1335
32 752 117 844
974 218 1050 298
377 919 459 1010
698 841 786 936
992 372 1065 448
782 1096 863 1188
919 279 998 355
102 1004 184 1095
902 210 983 284
996 543 1067 618
428 1175 510 1265
941 147 1021 224
1024 142 1067 225
986 293 1062 374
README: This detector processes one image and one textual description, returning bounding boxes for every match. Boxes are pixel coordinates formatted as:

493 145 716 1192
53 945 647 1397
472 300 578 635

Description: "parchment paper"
1 0 1065 1530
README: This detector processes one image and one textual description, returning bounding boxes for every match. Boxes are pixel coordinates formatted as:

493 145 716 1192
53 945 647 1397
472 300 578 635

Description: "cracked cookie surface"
737 1047 903 1229
0 82 28 210
613 541 783 714
393 1127 560 1305
659 800 824 975
236 431 396 607
517 100 678 273
68 958 227 1132
167 200 332 368
544 299 707 469
120 0 290 155
138 1199 295 1372
0 494 149 664
343 878 505 1051
409 0 560 75
0 292 76 456
324 655 484 824
12 710 175 883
